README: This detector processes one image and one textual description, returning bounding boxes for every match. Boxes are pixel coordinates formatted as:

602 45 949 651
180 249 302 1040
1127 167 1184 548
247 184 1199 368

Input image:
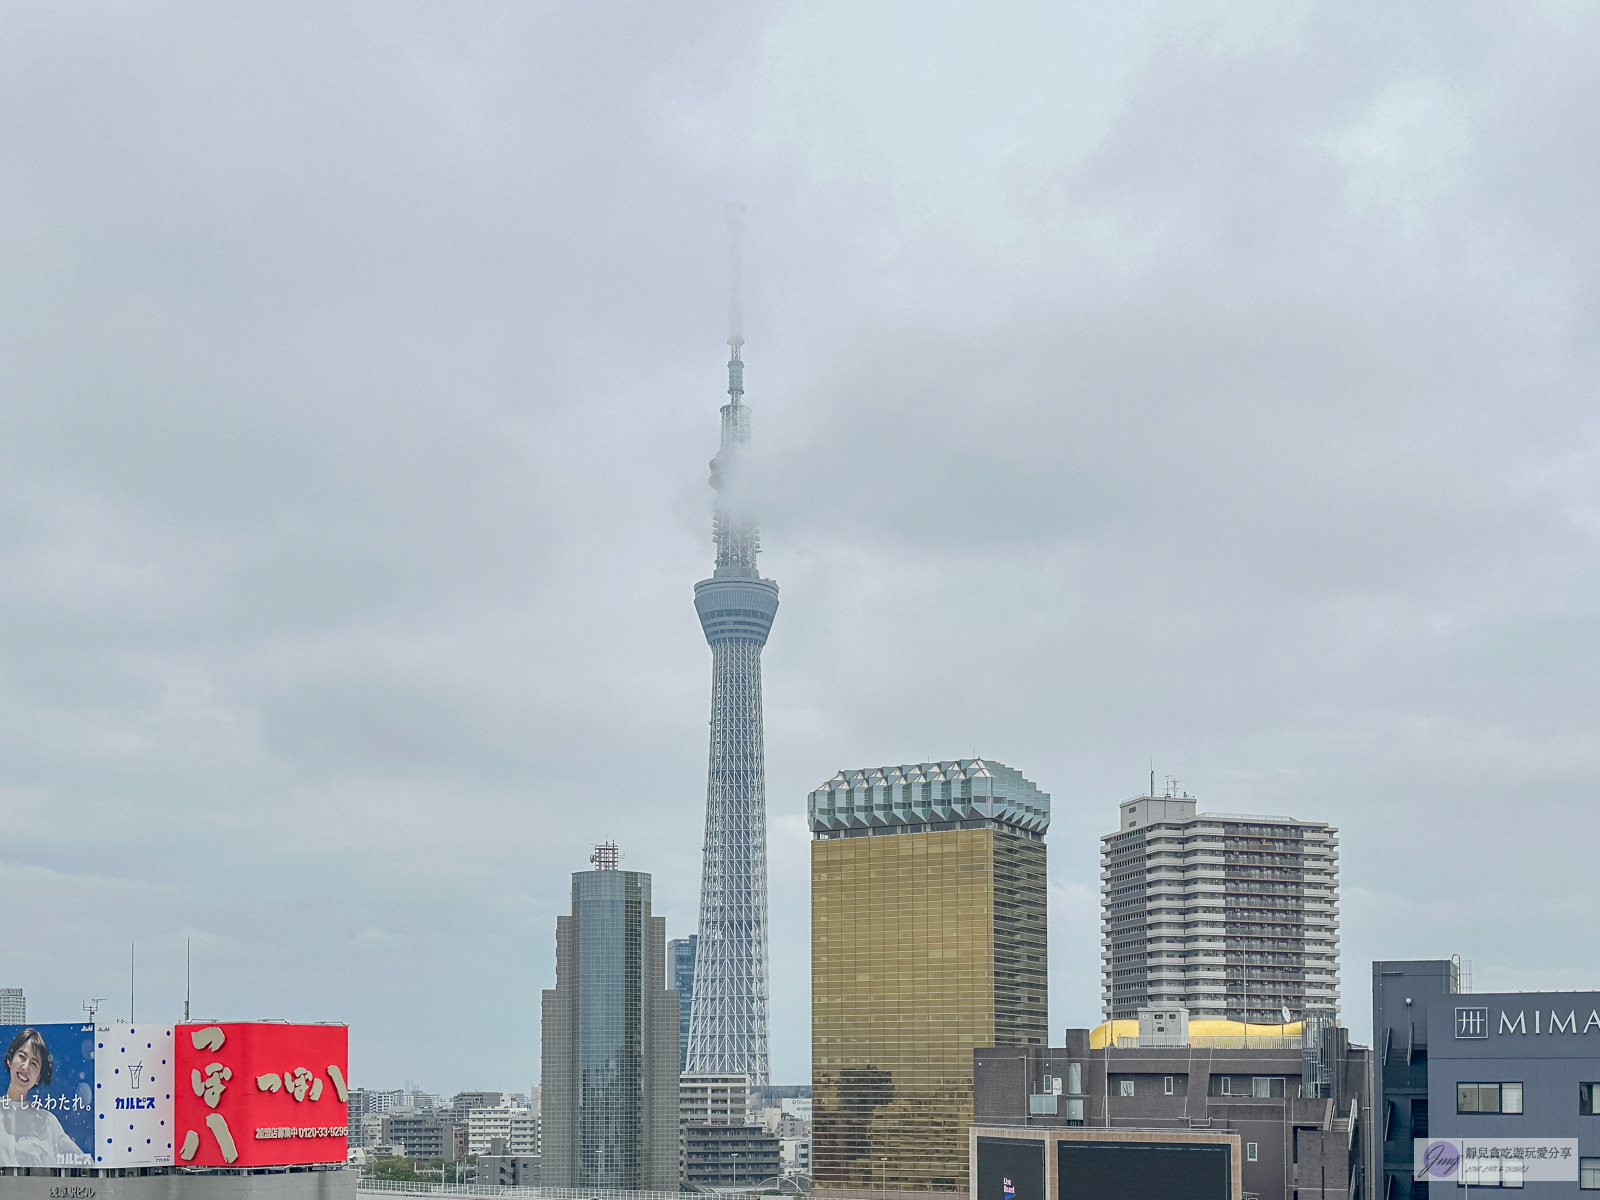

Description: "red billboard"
173 1023 348 1167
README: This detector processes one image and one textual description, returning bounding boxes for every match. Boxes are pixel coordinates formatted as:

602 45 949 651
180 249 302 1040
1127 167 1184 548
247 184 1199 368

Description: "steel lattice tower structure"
685 204 774 1084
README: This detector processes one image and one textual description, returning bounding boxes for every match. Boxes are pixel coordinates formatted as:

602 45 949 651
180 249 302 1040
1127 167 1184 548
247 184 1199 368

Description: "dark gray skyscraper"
667 935 697 1073
685 205 774 1085
541 844 680 1192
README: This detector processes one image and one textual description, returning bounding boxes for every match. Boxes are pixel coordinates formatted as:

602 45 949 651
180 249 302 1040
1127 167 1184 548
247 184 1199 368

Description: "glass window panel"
1465 1158 1500 1187
1458 1084 1478 1113
1583 1083 1598 1116
1502 1083 1523 1114
1482 1084 1502 1113
1578 1158 1600 1189
1119 1080 1134 1097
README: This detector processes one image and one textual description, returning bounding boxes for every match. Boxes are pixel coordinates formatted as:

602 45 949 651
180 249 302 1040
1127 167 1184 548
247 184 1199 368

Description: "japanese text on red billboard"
174 1023 348 1167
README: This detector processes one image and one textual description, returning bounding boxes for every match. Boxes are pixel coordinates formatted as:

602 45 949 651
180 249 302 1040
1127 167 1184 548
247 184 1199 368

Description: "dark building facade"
540 847 680 1192
683 1123 783 1189
975 1024 1371 1200
1375 959 1600 1200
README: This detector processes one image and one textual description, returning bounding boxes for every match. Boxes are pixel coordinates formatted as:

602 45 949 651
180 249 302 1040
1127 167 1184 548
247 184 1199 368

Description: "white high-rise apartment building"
1101 791 1340 1023
466 1107 539 1155
0 988 23 1023
678 1074 748 1127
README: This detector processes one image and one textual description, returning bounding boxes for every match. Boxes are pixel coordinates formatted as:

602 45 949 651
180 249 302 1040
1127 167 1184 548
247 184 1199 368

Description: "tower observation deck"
685 204 774 1084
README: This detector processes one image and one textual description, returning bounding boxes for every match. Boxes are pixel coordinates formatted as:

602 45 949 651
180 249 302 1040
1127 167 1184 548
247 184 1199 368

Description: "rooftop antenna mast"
727 201 744 383
185 938 191 1023
83 997 106 1024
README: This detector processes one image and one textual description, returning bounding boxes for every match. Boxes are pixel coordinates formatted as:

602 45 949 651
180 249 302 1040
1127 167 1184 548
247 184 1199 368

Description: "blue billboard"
0 1023 96 1167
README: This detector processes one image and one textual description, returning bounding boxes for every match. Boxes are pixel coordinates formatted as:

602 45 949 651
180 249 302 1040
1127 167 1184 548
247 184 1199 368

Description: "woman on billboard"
0 1028 88 1167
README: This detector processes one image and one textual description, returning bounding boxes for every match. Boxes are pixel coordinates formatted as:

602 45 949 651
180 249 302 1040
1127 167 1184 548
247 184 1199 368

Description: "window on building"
1582 1084 1600 1116
1246 1143 1258 1162
1164 1076 1175 1096
1464 1157 1525 1189
1580 1158 1600 1190
1458 1083 1523 1114
1252 1077 1286 1098
1411 1099 1428 1139
1067 1063 1082 1094
1119 1079 1135 1097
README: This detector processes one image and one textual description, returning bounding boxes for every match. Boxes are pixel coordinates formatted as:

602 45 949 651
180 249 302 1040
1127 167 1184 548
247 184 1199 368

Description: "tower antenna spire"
726 202 745 401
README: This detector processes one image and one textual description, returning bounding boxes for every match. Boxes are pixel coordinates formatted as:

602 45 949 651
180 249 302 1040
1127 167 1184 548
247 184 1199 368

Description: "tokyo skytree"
685 204 774 1084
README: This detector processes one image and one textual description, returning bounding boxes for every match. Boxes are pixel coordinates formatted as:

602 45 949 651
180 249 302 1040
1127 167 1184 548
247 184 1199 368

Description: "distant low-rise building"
348 1112 386 1149
349 1087 404 1117
477 1136 539 1187
681 1073 748 1125
683 1123 782 1189
478 1153 541 1188
973 1013 1371 1200
681 1073 748 1182
382 1111 456 1161
780 1136 811 1179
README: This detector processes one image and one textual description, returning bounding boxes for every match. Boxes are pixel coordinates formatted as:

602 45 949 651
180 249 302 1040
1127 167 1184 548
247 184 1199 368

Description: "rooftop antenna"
1149 759 1155 799
185 938 191 1023
130 942 135 1023
727 201 745 385
83 997 106 1024
590 842 622 871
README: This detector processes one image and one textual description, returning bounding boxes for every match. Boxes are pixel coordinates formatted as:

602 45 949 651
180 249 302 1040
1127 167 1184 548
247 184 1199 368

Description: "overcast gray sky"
2 0 1599 1094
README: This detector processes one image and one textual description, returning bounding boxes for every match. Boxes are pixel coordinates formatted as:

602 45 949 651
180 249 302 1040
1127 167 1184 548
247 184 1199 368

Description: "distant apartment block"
683 1123 782 1189
0 988 24 1023
680 1073 748 1126
467 1106 539 1156
381 1111 455 1161
1101 790 1340 1023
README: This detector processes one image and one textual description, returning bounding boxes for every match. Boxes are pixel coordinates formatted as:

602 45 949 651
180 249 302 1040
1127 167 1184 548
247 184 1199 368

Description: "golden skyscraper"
810 760 1050 1200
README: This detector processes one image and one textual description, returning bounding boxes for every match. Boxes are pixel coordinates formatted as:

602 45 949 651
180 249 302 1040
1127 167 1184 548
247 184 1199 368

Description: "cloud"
1 0 1598 1088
